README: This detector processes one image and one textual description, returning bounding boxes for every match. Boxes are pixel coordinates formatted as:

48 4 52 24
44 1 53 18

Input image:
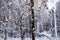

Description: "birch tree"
54 8 58 39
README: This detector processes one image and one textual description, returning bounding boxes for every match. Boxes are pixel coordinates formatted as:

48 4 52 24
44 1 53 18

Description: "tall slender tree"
30 0 35 40
54 9 57 39
19 15 25 40
3 15 8 40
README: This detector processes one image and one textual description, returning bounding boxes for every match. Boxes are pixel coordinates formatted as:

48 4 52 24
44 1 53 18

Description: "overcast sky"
47 0 59 10
48 0 59 3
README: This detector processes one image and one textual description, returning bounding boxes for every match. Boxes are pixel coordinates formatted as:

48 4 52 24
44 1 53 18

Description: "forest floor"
0 37 60 40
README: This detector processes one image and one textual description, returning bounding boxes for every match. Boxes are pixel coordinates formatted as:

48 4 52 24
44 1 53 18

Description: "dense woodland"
0 0 60 40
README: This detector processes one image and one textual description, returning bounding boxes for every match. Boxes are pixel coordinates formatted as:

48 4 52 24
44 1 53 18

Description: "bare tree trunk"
19 16 23 40
19 15 24 40
30 0 35 40
3 15 8 40
54 11 57 39
4 29 7 40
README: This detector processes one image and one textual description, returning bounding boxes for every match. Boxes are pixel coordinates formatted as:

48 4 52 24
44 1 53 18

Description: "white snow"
0 37 60 40
0 38 49 40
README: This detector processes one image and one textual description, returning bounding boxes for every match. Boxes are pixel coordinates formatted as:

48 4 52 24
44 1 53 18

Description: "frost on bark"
54 10 57 39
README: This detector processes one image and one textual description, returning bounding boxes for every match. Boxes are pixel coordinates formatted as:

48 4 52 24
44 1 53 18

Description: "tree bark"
19 15 25 40
54 10 57 39
4 29 7 40
30 0 35 40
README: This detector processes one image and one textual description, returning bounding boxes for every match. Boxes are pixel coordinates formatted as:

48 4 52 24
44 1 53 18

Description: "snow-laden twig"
34 31 52 40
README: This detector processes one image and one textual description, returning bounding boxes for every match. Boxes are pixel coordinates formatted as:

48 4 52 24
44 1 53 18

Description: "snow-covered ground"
0 37 48 40
0 38 31 40
0 37 59 40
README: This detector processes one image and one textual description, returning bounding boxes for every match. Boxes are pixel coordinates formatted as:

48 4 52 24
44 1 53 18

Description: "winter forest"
0 0 60 40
